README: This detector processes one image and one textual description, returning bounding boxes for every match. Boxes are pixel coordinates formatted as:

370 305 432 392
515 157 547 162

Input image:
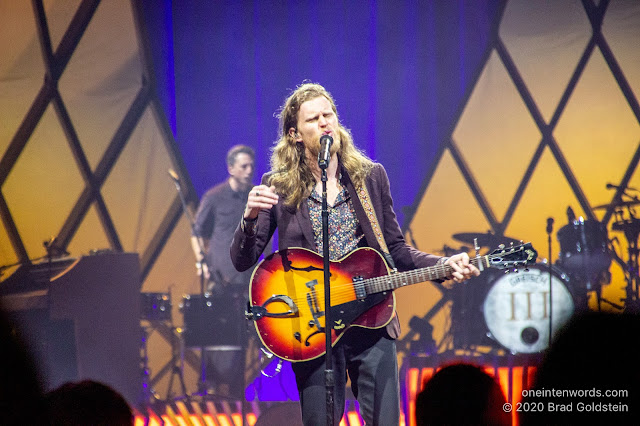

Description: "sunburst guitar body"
247 243 537 362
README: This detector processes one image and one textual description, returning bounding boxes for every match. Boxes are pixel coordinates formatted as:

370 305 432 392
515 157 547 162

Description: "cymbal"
593 199 640 210
436 244 471 257
452 232 521 248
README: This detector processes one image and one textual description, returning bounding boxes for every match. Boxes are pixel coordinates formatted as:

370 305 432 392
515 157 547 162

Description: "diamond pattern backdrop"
398 0 640 356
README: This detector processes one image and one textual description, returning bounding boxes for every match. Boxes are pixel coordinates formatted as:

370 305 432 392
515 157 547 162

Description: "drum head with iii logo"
483 265 574 354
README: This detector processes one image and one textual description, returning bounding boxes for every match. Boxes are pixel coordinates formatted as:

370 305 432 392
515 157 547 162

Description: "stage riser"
131 363 534 425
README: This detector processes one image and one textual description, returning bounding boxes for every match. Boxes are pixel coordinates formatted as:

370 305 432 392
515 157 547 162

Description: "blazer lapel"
294 201 316 249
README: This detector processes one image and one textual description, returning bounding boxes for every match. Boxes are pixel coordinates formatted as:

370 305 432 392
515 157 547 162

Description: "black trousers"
291 327 400 426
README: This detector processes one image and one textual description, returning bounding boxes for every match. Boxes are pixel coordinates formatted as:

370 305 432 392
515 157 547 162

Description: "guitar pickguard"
330 292 389 331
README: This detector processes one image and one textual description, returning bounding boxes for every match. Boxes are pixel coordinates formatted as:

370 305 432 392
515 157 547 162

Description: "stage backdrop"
2 0 639 406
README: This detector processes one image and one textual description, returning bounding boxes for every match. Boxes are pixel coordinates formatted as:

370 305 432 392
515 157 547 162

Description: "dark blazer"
230 162 442 337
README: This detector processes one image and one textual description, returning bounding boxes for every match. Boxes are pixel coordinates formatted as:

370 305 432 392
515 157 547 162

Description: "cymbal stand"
140 325 160 409
169 170 209 396
165 330 188 402
165 289 188 402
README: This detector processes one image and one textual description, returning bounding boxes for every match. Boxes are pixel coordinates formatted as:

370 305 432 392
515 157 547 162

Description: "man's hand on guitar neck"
445 252 480 283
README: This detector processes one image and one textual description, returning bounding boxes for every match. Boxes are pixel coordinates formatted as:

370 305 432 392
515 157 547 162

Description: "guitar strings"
258 262 458 307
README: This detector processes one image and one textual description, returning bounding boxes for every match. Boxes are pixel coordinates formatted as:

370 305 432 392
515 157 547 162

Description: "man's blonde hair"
269 82 374 207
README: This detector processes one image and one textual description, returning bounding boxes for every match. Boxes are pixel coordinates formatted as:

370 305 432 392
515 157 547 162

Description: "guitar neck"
364 256 488 294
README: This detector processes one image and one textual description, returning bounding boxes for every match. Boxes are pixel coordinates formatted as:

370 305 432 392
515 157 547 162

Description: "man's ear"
289 128 300 141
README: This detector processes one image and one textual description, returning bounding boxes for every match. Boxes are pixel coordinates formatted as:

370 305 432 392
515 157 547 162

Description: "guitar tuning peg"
498 244 505 250
513 268 518 273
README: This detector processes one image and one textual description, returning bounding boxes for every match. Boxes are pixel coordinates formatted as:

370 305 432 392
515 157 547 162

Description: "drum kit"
139 289 249 402
449 194 640 355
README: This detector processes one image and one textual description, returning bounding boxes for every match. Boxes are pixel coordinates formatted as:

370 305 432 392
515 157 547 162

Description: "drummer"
190 145 258 398
191 145 257 293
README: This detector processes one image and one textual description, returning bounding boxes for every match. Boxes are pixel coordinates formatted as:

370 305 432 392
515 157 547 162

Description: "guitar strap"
355 183 397 271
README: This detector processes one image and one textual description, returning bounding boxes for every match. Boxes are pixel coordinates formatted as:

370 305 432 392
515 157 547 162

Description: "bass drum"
483 265 574 354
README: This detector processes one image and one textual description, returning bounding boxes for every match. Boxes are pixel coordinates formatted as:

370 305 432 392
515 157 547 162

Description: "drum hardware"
139 288 188 404
555 206 613 312
161 325 188 403
181 292 249 400
556 215 611 276
546 217 554 350
611 217 640 313
168 167 213 396
448 235 529 353
139 292 170 405
453 232 521 249
593 199 640 210
139 326 160 405
408 315 437 356
141 292 172 321
180 293 245 349
595 184 640 313
449 271 503 352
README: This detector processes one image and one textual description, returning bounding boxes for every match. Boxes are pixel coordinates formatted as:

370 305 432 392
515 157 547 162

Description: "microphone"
168 169 180 183
317 135 333 169
546 217 554 234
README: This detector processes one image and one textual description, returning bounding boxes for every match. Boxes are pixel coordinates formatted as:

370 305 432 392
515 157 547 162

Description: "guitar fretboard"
363 256 489 295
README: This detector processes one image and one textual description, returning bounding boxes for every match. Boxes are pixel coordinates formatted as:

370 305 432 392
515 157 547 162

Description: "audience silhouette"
46 379 134 425
0 305 48 425
520 312 640 425
415 362 511 426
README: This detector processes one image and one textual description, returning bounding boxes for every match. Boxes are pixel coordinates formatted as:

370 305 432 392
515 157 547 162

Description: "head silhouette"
520 312 640 425
46 380 133 425
416 362 510 426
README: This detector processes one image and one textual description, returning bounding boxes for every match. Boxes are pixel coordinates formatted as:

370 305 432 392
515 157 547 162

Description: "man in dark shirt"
192 145 255 290
190 144 255 398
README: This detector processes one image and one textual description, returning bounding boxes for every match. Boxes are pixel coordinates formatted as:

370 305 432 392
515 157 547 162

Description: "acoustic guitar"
246 243 537 362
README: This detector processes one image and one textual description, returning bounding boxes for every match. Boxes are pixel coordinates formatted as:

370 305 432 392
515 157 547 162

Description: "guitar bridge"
305 279 325 330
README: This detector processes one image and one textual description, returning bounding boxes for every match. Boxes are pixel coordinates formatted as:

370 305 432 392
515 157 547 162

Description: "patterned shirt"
307 183 363 260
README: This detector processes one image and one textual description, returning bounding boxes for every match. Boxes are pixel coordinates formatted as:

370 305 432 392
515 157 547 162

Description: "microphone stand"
320 164 334 426
546 218 554 349
169 171 209 398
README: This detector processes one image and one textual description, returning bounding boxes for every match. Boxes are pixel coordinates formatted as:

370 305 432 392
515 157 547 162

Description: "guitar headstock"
487 242 538 271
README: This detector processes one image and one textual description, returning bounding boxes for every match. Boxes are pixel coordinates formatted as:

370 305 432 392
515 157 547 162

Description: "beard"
305 136 340 160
